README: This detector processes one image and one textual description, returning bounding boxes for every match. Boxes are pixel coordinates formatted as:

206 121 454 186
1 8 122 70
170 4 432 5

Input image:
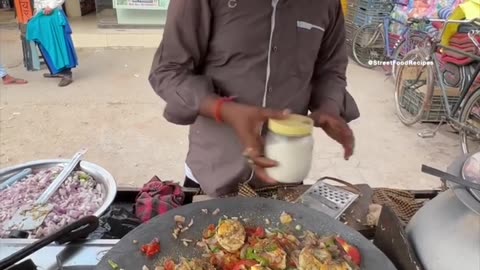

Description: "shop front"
1 0 169 29
95 0 169 28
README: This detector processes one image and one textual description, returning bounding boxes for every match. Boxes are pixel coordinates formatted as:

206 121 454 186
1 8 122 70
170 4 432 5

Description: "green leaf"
108 259 119 270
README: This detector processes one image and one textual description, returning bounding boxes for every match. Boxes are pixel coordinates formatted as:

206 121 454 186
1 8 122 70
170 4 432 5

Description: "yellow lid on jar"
268 114 314 137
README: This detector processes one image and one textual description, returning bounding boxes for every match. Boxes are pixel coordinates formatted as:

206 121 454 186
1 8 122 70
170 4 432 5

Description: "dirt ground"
0 41 462 189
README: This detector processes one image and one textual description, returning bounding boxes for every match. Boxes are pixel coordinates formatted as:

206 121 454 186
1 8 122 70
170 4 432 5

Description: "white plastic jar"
264 114 314 183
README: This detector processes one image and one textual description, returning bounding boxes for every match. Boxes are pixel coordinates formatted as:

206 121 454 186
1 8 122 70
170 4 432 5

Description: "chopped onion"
174 215 186 223
0 168 103 238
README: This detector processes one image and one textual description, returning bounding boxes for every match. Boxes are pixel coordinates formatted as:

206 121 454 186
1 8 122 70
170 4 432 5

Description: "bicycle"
394 18 480 154
351 2 431 81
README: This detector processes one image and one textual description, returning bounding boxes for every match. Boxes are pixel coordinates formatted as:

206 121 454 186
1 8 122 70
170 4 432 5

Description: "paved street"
0 40 461 189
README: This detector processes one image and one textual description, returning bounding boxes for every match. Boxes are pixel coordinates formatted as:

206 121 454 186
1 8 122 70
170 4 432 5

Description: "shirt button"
272 46 277 52
268 87 273 93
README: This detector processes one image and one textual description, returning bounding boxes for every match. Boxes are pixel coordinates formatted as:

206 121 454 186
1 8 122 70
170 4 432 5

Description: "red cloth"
440 32 480 66
432 22 444 30
449 33 480 45
441 55 474 66
134 176 185 223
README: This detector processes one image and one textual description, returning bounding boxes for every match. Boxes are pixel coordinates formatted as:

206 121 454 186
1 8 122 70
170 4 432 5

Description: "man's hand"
310 110 355 160
221 102 289 184
43 7 53 15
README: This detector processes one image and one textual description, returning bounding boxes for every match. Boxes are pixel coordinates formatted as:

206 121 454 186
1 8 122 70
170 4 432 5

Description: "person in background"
0 64 28 85
150 0 360 197
30 0 75 87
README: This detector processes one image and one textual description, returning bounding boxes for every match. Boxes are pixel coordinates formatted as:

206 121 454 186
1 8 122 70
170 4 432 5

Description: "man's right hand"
199 97 289 184
222 102 289 183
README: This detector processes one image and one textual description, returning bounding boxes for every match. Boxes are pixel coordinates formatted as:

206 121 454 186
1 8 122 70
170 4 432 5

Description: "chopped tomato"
203 224 216 239
231 260 257 270
140 239 161 258
164 260 175 270
254 227 265 238
222 254 240 270
336 237 361 266
246 227 265 238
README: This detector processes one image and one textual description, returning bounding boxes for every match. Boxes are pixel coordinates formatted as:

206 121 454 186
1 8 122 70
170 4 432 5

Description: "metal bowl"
0 159 117 219
462 152 480 201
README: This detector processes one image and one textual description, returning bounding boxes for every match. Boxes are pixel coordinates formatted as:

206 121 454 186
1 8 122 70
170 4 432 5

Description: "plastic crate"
346 10 387 27
353 0 391 7
401 83 460 123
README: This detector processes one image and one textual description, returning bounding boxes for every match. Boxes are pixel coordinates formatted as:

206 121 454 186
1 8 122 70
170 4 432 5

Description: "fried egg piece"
250 239 287 270
215 219 246 252
176 259 216 270
299 247 351 270
251 265 273 270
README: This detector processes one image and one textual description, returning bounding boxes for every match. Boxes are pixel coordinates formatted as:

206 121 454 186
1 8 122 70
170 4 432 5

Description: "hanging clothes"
34 0 65 14
26 9 78 74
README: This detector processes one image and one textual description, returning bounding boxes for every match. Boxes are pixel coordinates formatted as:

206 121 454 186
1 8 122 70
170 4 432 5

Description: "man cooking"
149 0 359 197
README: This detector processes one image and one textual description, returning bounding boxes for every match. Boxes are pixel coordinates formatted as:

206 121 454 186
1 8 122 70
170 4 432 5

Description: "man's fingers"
255 167 278 184
261 108 290 120
343 141 354 160
317 114 355 160
243 148 277 168
252 156 278 168
342 129 355 160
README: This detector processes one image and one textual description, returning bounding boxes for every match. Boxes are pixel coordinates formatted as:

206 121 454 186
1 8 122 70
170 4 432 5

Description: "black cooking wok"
96 197 397 270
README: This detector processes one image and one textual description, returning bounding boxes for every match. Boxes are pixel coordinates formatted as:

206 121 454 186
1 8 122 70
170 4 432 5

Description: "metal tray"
0 159 118 222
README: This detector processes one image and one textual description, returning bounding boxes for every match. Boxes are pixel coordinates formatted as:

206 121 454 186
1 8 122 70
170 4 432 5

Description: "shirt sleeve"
149 0 215 125
309 1 360 123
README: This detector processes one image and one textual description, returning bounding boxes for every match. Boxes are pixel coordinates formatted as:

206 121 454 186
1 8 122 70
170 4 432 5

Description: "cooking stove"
0 239 117 270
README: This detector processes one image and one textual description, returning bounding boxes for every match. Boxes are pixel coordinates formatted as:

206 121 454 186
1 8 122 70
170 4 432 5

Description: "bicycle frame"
426 18 480 119
383 16 411 57
430 53 480 119
362 1 411 55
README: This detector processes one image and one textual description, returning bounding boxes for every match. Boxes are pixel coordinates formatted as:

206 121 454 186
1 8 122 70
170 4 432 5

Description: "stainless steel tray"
0 159 117 223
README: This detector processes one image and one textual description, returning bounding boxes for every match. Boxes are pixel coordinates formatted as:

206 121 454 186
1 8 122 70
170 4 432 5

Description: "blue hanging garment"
26 9 78 74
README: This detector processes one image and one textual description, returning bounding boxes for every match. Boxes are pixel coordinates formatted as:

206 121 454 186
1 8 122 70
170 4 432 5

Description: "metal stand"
417 118 445 138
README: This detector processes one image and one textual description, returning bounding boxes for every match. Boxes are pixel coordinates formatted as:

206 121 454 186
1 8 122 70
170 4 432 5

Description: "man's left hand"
44 7 53 15
310 110 355 160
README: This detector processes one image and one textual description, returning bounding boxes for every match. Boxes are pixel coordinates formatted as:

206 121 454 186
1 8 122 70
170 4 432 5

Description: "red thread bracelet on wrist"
214 97 235 123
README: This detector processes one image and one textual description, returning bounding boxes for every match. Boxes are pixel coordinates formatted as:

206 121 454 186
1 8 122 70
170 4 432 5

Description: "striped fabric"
438 6 454 19
134 176 185 223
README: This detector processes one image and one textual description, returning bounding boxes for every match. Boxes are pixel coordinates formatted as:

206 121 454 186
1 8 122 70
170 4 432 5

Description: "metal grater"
295 181 359 219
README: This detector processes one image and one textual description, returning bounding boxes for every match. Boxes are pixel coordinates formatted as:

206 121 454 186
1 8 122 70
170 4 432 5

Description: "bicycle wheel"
352 23 385 68
391 31 431 82
394 48 434 126
459 88 480 154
